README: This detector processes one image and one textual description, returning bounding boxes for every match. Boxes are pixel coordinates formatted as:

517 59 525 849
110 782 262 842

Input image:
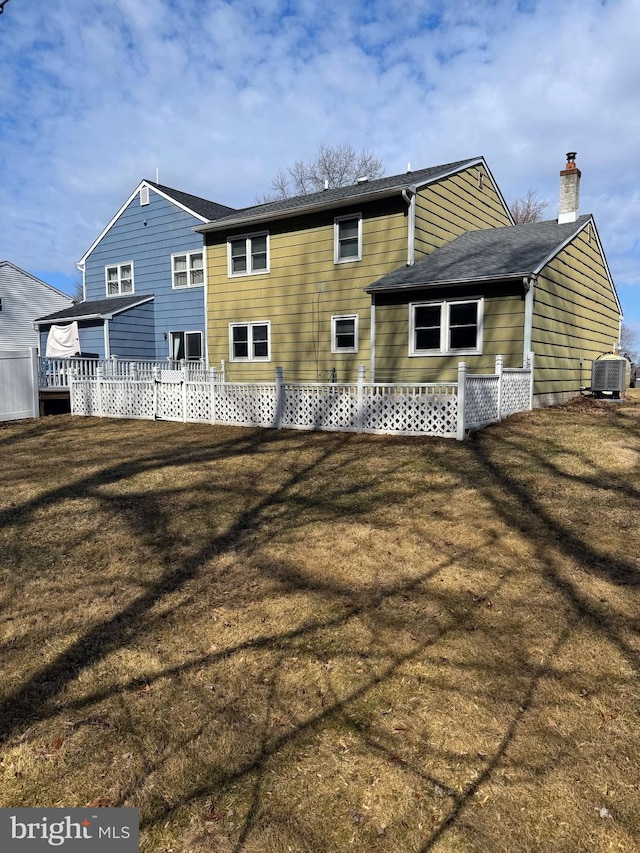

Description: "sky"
1 0 639 337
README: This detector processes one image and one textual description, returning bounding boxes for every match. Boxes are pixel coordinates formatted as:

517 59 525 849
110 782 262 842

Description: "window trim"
409 298 484 357
171 250 205 289
331 314 359 353
229 321 271 362
227 231 270 277
168 330 203 361
105 261 134 297
334 213 362 264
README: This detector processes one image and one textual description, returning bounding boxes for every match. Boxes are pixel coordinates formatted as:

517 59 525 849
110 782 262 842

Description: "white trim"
203 247 209 366
171 250 205 289
331 314 359 353
334 213 362 264
104 318 110 359
409 298 484 357
407 192 416 265
227 232 270 278
105 261 135 296
229 321 271 362
78 180 211 266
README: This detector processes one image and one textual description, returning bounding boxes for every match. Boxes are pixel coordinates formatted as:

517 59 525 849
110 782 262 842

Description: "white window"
334 214 362 263
409 299 483 356
228 232 269 276
172 251 204 288
105 262 134 296
229 322 270 361
331 315 358 353
169 331 202 361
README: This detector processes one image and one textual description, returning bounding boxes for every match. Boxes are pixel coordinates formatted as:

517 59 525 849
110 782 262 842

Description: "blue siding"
110 302 155 358
83 188 207 359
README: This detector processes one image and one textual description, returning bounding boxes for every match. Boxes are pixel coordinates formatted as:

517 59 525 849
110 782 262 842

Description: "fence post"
29 348 40 419
456 362 467 441
182 362 188 423
209 366 218 425
96 365 104 418
153 365 160 420
275 367 284 429
356 365 366 433
495 354 504 420
527 351 535 409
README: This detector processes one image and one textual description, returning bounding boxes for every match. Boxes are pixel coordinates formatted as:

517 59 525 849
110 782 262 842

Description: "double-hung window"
105 262 134 296
410 299 483 356
334 214 362 263
229 322 270 361
169 331 202 361
172 251 204 288
331 315 358 353
228 233 269 276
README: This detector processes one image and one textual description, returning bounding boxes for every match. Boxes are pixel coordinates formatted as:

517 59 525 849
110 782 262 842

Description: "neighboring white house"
0 261 74 351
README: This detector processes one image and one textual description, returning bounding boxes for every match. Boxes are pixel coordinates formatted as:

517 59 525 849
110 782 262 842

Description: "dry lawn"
1 392 639 852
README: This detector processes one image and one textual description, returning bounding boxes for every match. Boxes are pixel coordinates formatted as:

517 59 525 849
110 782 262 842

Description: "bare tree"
510 189 548 224
258 143 384 202
620 322 639 362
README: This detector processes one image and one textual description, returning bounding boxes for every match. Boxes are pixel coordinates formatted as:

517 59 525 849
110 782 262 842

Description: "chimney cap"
565 152 577 168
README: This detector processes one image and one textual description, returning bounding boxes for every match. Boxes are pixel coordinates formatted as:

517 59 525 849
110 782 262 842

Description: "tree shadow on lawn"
1 410 639 851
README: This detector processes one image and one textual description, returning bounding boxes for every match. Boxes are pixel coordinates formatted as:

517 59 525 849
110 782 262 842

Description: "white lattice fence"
69 356 533 439
502 369 532 415
282 384 359 431
364 384 458 436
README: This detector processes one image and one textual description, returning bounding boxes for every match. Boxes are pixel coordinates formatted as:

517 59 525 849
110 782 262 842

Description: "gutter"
365 270 533 294
402 189 416 266
522 275 536 367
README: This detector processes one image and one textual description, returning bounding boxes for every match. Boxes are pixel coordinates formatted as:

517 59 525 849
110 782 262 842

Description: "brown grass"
1 392 639 852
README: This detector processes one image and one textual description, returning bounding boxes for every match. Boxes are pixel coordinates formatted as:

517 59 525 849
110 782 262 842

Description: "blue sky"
1 0 639 335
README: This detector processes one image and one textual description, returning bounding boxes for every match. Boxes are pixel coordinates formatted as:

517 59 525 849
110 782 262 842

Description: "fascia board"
365 272 525 293
194 187 409 234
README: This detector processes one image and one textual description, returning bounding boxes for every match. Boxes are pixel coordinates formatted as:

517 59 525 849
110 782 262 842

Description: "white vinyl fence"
69 354 534 440
38 356 208 388
0 349 39 421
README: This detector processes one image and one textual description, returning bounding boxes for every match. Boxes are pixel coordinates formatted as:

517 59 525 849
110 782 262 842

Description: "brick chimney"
558 152 581 223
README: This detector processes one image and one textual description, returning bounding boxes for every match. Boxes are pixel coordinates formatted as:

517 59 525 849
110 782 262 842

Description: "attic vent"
356 176 369 183
140 186 149 206
591 358 627 397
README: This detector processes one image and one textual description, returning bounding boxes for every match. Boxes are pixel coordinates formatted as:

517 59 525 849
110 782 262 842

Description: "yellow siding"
415 164 512 257
373 288 525 383
206 199 408 382
532 228 621 397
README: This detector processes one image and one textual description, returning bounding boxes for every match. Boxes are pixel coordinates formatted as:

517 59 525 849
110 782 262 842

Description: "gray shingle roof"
197 158 482 231
146 181 235 220
35 295 153 323
366 215 592 292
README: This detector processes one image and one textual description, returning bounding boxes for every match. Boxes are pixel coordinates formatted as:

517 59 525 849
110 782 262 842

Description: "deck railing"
39 356 207 388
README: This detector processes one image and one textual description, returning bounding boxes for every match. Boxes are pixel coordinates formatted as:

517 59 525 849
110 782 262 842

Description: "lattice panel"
71 381 99 416
159 369 184 383
282 385 358 430
156 383 184 421
501 371 531 415
364 386 458 436
215 384 278 427
465 376 499 427
186 382 212 422
100 381 155 419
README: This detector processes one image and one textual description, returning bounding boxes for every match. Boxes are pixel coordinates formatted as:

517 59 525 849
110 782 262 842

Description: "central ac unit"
591 358 627 395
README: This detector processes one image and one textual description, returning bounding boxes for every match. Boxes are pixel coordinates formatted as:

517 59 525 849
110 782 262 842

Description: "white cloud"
0 0 639 323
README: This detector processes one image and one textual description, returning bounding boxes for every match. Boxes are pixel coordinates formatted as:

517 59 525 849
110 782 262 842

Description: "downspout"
523 275 535 367
370 295 376 383
203 242 209 366
76 261 86 302
402 189 415 266
104 317 111 359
